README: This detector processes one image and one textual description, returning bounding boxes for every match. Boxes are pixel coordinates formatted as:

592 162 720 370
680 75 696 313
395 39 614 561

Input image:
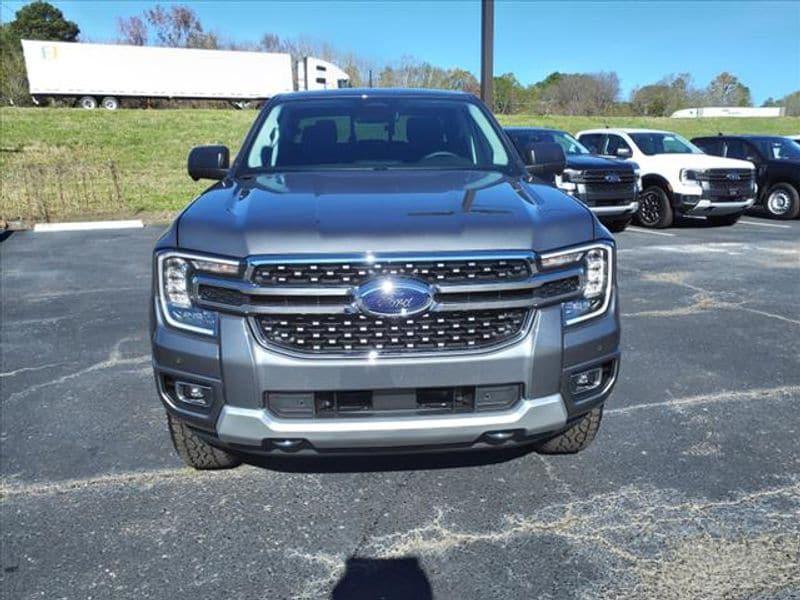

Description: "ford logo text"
355 277 434 318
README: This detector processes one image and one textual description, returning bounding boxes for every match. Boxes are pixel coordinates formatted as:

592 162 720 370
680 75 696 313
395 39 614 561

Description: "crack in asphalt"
622 271 800 325
2 335 149 404
0 361 70 379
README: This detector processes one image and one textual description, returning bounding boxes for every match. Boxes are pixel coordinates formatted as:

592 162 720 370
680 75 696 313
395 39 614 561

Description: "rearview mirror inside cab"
524 142 566 177
188 145 230 181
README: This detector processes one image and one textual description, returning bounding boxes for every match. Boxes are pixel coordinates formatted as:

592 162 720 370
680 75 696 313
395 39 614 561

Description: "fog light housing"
569 367 603 396
175 381 213 407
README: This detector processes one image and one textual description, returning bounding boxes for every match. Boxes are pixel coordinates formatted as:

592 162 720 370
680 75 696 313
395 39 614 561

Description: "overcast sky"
2 0 798 103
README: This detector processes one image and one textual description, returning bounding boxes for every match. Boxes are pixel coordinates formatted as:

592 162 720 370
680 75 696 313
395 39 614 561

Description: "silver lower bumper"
590 201 639 217
686 198 755 215
216 393 567 449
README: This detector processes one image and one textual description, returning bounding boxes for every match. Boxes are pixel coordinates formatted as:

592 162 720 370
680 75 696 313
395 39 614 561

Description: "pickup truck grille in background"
571 171 637 185
699 169 755 200
255 309 529 355
570 170 638 207
252 258 530 287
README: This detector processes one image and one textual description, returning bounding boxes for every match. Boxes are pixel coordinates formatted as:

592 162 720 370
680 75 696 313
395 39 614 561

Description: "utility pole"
480 0 494 108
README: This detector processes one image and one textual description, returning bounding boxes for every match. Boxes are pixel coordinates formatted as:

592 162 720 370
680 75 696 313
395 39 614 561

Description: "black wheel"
707 213 742 227
536 406 603 454
763 183 800 220
636 186 673 228
603 216 632 233
167 414 241 470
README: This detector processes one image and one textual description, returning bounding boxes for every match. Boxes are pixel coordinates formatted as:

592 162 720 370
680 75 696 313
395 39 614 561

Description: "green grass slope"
1 107 798 223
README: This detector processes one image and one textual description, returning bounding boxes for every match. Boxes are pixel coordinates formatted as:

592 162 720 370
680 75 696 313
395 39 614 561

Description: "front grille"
699 169 753 182
700 169 754 200
255 309 530 355
573 171 637 185
252 258 531 287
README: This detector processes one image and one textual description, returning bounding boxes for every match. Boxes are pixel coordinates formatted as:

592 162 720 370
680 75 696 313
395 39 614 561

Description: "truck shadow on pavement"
331 557 433 600
243 444 536 473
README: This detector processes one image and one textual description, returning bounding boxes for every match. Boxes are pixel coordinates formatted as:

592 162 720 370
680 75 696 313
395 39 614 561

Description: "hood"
177 170 595 258
644 153 755 170
566 154 635 171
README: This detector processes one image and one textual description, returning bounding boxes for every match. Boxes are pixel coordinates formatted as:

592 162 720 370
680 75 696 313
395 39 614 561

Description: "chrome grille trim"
246 251 535 288
186 252 584 357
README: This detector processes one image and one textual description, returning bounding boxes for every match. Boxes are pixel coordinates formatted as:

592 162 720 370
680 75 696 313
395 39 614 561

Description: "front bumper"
589 201 639 218
678 196 755 216
152 295 620 453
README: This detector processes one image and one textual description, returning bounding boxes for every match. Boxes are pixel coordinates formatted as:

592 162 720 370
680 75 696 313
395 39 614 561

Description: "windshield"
507 130 589 156
244 97 513 172
629 132 701 156
751 138 800 160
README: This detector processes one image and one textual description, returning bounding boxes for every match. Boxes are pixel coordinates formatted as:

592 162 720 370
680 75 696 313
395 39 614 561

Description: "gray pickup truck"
150 89 620 469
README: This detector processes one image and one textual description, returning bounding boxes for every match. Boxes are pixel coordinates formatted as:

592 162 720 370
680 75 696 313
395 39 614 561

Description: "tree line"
2 1 798 116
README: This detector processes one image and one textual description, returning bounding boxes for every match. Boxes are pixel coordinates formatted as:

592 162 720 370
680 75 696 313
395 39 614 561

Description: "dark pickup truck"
692 135 800 219
505 127 640 232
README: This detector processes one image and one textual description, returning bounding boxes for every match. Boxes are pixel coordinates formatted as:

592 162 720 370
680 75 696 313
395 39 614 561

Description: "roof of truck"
279 88 473 100
577 128 674 135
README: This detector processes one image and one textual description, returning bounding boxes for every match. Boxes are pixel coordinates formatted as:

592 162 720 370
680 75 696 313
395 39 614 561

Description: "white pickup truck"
576 128 756 228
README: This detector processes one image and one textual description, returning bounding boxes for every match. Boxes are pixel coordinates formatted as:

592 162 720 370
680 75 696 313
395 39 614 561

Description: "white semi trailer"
21 40 350 109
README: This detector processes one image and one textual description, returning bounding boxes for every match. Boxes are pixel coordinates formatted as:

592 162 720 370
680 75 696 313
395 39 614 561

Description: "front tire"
536 406 603 454
636 186 673 228
167 414 241 470
764 183 800 219
707 213 742 227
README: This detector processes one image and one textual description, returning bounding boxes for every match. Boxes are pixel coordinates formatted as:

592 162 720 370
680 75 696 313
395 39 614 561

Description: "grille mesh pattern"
256 309 530 355
574 171 637 184
252 259 530 287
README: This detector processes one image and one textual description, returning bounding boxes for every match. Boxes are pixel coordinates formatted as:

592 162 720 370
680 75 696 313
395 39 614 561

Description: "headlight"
156 252 240 335
557 168 580 192
633 168 642 191
680 169 705 184
540 242 614 325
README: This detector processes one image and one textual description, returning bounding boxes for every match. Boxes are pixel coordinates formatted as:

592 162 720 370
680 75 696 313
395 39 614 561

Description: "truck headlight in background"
157 252 240 335
556 168 580 192
633 168 642 192
540 242 614 325
680 169 706 185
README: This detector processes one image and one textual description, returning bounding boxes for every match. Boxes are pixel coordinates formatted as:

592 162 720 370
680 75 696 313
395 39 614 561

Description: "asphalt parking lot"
1 215 799 599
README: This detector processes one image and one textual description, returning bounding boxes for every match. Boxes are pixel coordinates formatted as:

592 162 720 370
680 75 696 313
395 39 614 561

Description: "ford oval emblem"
726 173 741 181
604 173 621 183
355 277 434 318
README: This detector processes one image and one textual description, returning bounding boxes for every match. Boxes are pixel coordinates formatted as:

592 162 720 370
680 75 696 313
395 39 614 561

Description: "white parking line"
738 219 792 229
626 227 676 237
33 220 144 232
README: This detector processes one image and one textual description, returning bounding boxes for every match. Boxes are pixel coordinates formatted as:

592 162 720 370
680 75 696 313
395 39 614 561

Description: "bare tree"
117 15 147 46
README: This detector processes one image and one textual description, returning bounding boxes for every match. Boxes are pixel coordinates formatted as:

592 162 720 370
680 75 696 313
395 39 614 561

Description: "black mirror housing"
188 145 230 181
525 142 566 177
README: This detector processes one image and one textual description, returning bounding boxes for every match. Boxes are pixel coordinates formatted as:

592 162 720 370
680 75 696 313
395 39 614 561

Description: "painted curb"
33 220 144 233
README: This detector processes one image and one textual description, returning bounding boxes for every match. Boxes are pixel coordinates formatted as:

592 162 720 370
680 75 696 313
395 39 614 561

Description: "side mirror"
188 145 230 181
524 142 566 176
615 147 632 159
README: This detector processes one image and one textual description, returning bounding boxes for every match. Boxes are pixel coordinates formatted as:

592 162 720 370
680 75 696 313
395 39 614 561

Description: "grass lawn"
2 107 798 224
